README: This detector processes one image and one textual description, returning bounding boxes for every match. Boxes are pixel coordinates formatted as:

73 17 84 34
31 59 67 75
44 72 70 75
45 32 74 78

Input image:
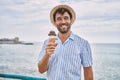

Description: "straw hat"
50 4 76 26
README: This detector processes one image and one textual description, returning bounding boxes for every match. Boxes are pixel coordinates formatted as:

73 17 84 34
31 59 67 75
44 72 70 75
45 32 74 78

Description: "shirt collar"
56 32 75 41
69 32 75 41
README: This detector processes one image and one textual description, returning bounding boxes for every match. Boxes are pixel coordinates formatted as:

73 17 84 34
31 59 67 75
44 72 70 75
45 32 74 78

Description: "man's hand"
46 42 57 56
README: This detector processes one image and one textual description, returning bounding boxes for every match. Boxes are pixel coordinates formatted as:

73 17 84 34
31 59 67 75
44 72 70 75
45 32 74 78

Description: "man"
38 5 93 80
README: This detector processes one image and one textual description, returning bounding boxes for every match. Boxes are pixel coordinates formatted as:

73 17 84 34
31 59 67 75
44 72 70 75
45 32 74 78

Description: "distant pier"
0 37 33 45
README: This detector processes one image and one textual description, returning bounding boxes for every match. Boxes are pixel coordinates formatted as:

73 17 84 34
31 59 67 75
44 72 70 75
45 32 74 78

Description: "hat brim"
50 5 76 26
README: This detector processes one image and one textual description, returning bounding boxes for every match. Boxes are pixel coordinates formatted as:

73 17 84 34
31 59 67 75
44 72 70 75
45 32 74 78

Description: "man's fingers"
46 42 57 55
47 49 55 52
47 43 57 46
46 43 57 49
46 46 55 49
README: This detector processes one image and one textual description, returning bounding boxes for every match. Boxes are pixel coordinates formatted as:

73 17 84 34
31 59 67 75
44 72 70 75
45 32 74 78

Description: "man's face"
54 12 72 34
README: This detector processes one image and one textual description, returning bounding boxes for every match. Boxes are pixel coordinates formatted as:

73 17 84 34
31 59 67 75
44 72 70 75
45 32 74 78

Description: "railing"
0 73 46 80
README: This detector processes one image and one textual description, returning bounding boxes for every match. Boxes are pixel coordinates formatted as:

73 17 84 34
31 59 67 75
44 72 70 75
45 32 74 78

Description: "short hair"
53 8 72 22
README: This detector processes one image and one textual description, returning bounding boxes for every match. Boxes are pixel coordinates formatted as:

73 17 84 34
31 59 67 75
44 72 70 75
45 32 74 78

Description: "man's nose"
61 19 66 23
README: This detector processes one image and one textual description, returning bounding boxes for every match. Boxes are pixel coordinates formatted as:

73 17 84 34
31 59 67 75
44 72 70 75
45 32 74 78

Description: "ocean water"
0 43 120 80
91 43 120 80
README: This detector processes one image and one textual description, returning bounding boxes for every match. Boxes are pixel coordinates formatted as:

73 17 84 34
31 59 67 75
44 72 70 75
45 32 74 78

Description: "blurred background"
0 0 120 80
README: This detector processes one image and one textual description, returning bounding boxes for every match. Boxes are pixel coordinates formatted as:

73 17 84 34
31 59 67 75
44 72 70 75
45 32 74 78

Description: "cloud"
69 1 120 19
0 0 120 43
59 0 120 3
0 0 62 27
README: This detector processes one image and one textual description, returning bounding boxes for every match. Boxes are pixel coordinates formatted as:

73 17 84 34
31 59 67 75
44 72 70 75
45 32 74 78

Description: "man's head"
53 8 72 22
50 5 76 34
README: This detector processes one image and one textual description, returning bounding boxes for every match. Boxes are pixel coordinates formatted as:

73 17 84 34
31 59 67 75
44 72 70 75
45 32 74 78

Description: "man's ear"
54 22 57 27
70 19 72 25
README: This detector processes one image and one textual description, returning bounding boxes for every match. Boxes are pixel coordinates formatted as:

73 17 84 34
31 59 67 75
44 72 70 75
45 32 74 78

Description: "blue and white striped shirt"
38 33 93 80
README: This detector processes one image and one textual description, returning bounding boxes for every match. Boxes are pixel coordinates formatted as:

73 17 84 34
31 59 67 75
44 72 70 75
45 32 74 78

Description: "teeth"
62 25 66 27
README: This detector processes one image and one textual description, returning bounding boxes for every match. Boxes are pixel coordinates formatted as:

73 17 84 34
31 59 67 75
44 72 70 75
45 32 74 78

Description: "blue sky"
0 0 120 43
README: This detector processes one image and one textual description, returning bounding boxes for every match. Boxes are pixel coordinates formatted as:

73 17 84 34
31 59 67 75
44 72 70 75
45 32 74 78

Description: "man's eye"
57 18 61 21
64 17 69 20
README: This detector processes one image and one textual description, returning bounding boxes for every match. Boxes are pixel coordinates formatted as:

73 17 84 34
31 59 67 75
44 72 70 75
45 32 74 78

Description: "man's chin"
60 31 68 34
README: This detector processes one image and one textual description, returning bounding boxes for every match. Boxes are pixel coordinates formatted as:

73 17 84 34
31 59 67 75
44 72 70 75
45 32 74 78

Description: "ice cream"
48 30 56 43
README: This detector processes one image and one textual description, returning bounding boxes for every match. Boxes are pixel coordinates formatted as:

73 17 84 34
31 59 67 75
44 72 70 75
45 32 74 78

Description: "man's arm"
38 42 57 73
83 66 93 80
38 53 50 73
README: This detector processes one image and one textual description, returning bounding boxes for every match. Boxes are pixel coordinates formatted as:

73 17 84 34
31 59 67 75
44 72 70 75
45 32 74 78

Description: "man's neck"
58 31 71 44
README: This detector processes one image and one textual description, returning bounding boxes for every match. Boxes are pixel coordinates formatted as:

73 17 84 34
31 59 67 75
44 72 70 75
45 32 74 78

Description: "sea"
0 42 120 80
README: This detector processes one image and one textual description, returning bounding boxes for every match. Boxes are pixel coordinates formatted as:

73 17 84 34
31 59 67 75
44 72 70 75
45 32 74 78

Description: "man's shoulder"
73 34 91 47
42 39 49 45
73 33 87 42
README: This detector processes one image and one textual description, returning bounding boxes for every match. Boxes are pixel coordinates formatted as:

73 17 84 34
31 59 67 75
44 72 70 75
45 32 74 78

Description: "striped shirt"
38 32 93 80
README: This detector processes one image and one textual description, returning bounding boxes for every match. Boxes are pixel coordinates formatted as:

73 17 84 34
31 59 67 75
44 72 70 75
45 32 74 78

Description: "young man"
38 5 93 80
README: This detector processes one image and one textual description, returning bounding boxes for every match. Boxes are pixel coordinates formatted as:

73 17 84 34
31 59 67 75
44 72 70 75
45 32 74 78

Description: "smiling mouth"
57 24 70 34
61 25 67 27
60 25 68 30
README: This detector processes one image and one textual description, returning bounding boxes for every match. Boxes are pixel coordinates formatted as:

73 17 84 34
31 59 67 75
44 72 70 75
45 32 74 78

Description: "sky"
0 0 120 43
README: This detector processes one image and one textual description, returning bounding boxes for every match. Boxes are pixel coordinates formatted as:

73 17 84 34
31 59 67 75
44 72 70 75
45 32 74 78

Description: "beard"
56 23 71 34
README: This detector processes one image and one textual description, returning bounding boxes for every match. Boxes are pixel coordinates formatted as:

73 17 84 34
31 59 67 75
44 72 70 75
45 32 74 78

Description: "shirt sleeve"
81 40 93 67
38 40 48 62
